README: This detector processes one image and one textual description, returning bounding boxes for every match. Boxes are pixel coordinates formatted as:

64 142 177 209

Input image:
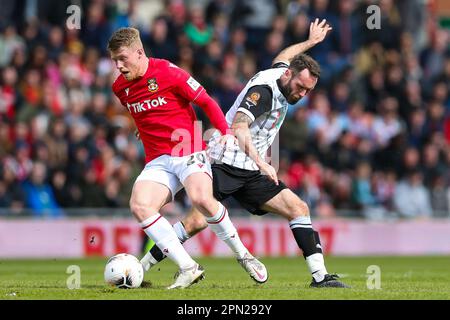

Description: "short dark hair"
289 53 321 78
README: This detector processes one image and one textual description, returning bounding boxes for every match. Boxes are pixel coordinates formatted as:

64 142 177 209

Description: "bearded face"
280 68 318 104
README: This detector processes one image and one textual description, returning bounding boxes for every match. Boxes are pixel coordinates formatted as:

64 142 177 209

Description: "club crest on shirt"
246 92 260 105
147 78 159 92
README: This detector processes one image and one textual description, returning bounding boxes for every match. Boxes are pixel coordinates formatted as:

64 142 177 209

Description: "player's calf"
265 189 349 288
289 213 350 288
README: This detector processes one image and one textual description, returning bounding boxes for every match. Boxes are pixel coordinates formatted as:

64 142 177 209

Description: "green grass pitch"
1 256 449 300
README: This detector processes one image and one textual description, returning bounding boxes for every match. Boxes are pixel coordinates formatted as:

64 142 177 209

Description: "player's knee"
291 199 310 218
129 199 145 219
129 198 157 221
190 193 213 212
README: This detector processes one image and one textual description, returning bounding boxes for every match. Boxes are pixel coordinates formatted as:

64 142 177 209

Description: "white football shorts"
135 151 212 200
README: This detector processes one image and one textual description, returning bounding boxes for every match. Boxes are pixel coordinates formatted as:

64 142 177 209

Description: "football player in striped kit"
141 19 349 288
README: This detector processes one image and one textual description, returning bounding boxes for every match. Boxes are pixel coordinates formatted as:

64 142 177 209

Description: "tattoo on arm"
231 111 263 164
232 112 253 127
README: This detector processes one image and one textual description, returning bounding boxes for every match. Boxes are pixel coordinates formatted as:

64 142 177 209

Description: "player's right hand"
309 18 332 45
257 161 279 186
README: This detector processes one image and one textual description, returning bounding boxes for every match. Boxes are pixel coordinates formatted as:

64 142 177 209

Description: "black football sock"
289 216 328 282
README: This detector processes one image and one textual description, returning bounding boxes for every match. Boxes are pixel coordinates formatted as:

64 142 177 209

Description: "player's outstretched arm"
195 91 230 135
272 18 332 66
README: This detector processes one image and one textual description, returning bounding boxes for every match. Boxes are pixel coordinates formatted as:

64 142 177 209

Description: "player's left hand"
205 133 236 161
309 18 332 45
218 133 237 147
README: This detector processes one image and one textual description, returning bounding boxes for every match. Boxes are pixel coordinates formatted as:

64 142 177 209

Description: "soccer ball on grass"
104 253 144 289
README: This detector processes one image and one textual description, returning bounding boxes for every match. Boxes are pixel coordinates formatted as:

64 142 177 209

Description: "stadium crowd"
0 0 449 219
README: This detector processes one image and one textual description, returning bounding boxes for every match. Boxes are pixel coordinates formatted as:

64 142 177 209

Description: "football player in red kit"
108 27 267 289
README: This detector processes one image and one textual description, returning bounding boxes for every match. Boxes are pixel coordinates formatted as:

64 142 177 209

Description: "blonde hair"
107 27 143 52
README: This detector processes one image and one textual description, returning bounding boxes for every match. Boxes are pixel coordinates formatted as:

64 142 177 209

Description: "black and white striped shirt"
209 62 290 170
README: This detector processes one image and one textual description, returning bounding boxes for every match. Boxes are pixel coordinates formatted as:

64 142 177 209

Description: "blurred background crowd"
0 0 449 219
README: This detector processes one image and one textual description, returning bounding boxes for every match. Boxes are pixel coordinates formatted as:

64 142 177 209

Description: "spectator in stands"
421 143 446 187
211 70 242 113
143 16 178 62
0 163 25 212
80 2 111 55
287 12 310 46
51 168 78 208
372 169 396 210
22 161 63 217
373 95 404 148
0 121 13 158
397 146 420 178
327 130 358 171
227 27 248 58
352 161 377 208
0 66 19 121
280 106 309 157
331 0 361 58
393 169 432 219
184 4 214 47
258 31 286 70
364 66 386 113
420 28 449 82
425 100 446 135
406 107 427 148
429 173 449 217
0 26 25 67
239 0 281 51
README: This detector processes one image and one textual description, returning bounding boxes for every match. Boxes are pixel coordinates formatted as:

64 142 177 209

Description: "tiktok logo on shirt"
126 97 167 114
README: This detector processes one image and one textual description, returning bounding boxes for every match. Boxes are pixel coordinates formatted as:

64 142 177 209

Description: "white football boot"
237 252 268 283
167 263 205 289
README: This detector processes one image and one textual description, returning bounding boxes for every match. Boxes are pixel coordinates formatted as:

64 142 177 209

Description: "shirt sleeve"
170 64 205 102
236 85 273 122
272 61 289 69
111 80 123 105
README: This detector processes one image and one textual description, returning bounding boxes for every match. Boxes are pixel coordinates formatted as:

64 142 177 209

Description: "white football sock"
306 253 328 282
140 214 196 270
140 251 158 271
206 203 248 259
141 221 190 271
173 221 190 243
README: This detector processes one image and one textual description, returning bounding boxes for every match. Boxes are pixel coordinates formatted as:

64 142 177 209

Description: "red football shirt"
112 58 208 163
